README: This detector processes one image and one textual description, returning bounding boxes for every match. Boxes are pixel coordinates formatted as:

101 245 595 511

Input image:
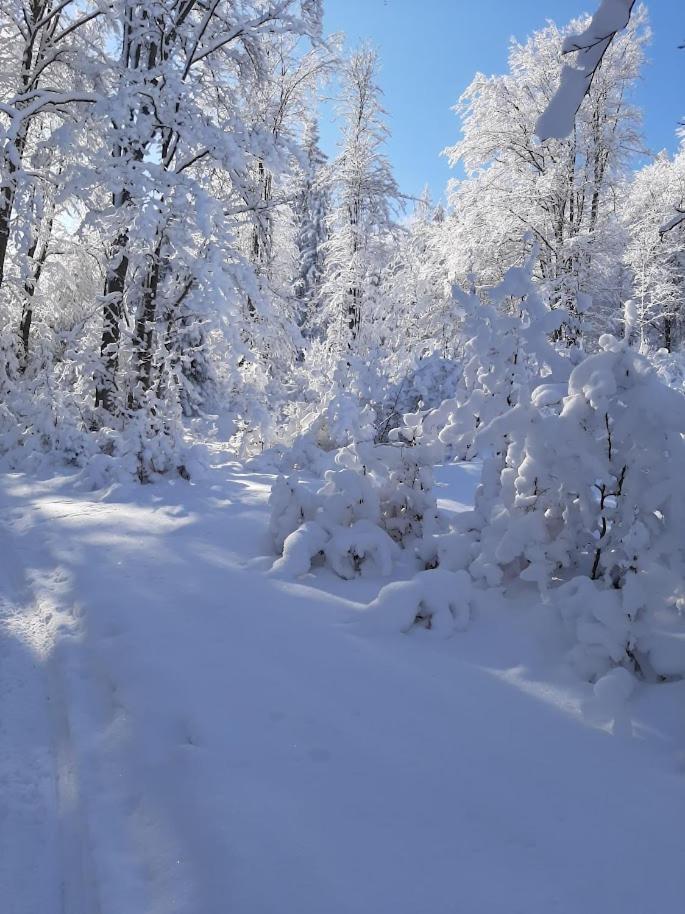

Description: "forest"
1 1 684 912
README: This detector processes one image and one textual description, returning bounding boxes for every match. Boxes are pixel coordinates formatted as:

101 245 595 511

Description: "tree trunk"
95 236 129 412
0 126 29 291
133 237 164 395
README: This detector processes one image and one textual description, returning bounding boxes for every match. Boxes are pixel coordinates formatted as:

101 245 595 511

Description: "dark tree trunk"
95 235 129 412
0 127 28 291
18 193 55 363
133 237 163 395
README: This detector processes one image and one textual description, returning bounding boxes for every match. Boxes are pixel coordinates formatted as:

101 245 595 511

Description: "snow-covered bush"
358 569 474 636
0 326 193 486
0 333 99 474
0 331 22 453
269 469 397 580
650 348 685 396
269 437 439 579
298 388 377 456
416 260 569 461
441 334 685 680
373 353 463 443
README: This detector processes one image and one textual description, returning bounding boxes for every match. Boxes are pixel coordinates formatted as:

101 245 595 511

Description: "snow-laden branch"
535 0 635 141
660 207 685 237
0 91 97 133
186 1 294 73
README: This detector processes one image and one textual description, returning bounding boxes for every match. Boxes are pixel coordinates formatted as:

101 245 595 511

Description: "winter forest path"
0 459 684 914
0 498 61 914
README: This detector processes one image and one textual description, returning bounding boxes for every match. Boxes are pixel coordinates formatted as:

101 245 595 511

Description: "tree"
622 147 685 351
0 0 100 356
235 30 333 373
0 0 100 288
416 256 569 462
472 335 685 679
320 46 400 354
538 0 685 237
293 115 329 331
374 191 455 375
86 1 324 414
0 0 331 478
443 11 646 346
535 0 637 141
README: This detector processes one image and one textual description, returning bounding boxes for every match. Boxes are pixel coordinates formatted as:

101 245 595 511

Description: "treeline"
0 2 683 481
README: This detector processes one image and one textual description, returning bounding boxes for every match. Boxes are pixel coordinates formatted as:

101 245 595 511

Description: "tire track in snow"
0 516 63 913
0 500 101 914
0 593 60 914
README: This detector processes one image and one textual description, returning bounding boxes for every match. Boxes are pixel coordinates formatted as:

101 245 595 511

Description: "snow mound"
357 569 474 636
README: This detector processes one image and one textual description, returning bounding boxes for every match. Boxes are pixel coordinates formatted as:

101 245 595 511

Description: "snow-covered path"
0 526 60 914
1 459 684 914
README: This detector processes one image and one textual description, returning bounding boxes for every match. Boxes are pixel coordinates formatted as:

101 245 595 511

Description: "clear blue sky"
319 0 684 202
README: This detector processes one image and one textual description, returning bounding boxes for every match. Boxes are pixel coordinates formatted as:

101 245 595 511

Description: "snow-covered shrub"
442 334 685 679
374 353 462 443
269 437 439 579
269 474 321 553
105 395 189 485
297 388 377 455
0 324 193 486
582 665 636 735
269 478 397 580
0 333 100 473
650 348 685 396
324 519 397 580
269 457 393 579
416 260 569 460
357 569 474 636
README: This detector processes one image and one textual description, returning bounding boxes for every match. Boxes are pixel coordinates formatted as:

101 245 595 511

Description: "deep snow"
1 456 684 914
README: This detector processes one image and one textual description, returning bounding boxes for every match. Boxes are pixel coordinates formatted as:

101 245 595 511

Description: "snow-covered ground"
1 457 684 914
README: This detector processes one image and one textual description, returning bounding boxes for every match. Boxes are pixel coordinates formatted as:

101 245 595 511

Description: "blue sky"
319 0 684 203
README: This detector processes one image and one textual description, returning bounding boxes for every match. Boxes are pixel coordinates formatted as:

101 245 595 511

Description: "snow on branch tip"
535 0 635 142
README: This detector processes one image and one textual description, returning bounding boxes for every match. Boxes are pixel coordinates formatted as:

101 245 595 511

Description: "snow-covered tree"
0 0 330 478
622 146 685 351
293 116 329 330
370 192 458 415
539 0 685 241
0 0 101 367
536 0 637 142
89 2 322 416
415 256 569 461
320 45 400 354
235 32 333 367
443 10 646 346
428 319 685 680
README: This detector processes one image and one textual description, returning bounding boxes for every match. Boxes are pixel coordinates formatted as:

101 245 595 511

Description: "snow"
0 530 61 913
2 455 684 914
660 208 685 237
535 0 635 141
3 4 682 905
